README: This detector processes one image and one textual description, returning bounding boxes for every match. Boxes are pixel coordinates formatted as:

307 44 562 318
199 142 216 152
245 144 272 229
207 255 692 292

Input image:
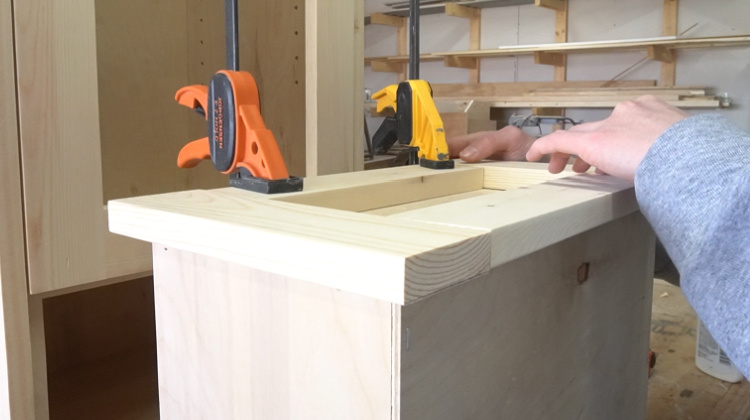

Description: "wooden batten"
431 79 657 98
553 0 568 82
369 13 407 80
370 12 406 27
534 51 566 66
535 0 566 12
648 45 675 63
433 34 750 59
445 3 481 19
445 3 482 83
444 56 479 69
661 0 679 86
306 0 364 176
480 98 720 108
371 59 406 73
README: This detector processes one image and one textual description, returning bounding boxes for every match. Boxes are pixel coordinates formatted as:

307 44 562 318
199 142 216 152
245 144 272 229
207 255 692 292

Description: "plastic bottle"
695 319 744 383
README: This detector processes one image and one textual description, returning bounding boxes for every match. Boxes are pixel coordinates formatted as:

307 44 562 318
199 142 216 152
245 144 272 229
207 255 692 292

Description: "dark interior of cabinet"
44 277 159 419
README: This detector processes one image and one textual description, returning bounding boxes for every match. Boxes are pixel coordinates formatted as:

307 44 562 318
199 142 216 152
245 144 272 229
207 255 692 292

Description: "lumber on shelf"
478 97 721 108
368 83 724 114
433 34 750 58
432 84 725 109
364 0 534 23
365 35 750 68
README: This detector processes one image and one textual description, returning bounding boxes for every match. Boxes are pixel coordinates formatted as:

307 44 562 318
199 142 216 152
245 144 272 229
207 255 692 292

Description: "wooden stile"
0 0 35 417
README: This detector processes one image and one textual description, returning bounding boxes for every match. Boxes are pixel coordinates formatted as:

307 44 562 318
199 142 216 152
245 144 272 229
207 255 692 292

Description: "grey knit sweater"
635 114 750 378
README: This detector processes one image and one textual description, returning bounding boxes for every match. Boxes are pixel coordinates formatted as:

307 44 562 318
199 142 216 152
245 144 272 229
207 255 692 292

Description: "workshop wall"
365 0 750 134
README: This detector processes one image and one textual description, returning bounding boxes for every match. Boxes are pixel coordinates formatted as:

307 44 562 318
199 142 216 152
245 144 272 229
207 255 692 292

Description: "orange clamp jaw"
175 70 302 193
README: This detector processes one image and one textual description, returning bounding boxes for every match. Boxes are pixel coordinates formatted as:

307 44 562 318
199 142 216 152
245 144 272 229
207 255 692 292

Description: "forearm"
635 114 750 376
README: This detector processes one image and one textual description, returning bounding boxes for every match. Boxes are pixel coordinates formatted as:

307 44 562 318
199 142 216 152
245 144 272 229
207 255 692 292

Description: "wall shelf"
434 34 750 59
367 35 750 69
365 0 534 24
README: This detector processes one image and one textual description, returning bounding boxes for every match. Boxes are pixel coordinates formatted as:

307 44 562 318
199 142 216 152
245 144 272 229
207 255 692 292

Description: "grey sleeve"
635 114 750 378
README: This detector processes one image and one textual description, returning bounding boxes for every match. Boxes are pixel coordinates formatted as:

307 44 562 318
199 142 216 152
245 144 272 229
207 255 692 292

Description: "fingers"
449 127 531 163
448 131 494 161
526 130 589 163
547 153 571 173
572 157 592 173
447 132 479 158
460 133 497 162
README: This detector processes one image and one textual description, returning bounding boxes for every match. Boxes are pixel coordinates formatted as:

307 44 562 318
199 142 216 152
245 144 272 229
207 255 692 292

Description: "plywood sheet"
0 0 34 416
153 246 393 418
400 212 654 419
14 0 109 291
96 0 226 203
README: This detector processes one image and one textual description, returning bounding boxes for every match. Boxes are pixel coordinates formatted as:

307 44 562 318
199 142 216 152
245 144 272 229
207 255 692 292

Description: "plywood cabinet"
3 0 363 417
109 162 655 418
13 0 364 294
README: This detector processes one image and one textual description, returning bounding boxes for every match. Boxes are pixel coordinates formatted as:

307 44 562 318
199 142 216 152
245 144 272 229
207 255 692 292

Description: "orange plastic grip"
235 104 289 180
175 85 209 116
177 138 211 168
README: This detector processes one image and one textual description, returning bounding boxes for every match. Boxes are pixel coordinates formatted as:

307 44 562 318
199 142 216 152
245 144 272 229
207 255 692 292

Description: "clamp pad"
229 168 303 194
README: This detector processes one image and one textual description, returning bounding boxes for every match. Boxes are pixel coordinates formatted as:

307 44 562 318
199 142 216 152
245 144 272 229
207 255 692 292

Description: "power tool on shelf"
174 0 302 194
371 0 454 170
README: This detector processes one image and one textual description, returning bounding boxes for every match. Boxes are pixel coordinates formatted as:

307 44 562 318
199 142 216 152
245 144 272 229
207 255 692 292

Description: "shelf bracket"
444 56 479 70
371 59 405 73
370 13 408 80
648 46 675 63
370 13 405 27
534 51 566 66
535 0 566 12
444 3 481 83
445 3 480 19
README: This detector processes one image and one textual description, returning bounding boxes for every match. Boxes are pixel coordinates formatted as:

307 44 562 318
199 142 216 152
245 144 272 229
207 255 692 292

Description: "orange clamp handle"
177 137 211 169
175 85 209 116
235 104 289 180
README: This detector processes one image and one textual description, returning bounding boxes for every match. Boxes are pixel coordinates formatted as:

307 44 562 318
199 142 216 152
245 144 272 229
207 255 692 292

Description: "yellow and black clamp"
370 0 454 170
372 80 453 169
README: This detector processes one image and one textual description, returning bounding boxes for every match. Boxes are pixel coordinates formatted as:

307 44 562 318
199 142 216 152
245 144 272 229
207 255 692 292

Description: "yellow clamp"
372 84 398 113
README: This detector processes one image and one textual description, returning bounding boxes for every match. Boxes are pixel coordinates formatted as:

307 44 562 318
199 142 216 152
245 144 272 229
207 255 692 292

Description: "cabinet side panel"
152 246 392 419
306 0 364 176
400 212 654 419
0 0 34 416
14 0 107 292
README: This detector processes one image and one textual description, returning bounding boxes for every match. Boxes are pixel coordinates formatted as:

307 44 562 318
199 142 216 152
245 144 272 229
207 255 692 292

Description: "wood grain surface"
109 162 639 304
400 212 654 419
0 0 35 417
153 246 393 419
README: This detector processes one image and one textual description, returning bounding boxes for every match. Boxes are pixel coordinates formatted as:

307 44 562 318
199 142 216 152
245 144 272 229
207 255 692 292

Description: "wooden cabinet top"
108 162 638 305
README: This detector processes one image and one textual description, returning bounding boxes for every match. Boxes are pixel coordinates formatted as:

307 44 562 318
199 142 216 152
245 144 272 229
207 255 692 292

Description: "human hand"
526 95 689 181
448 126 537 162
